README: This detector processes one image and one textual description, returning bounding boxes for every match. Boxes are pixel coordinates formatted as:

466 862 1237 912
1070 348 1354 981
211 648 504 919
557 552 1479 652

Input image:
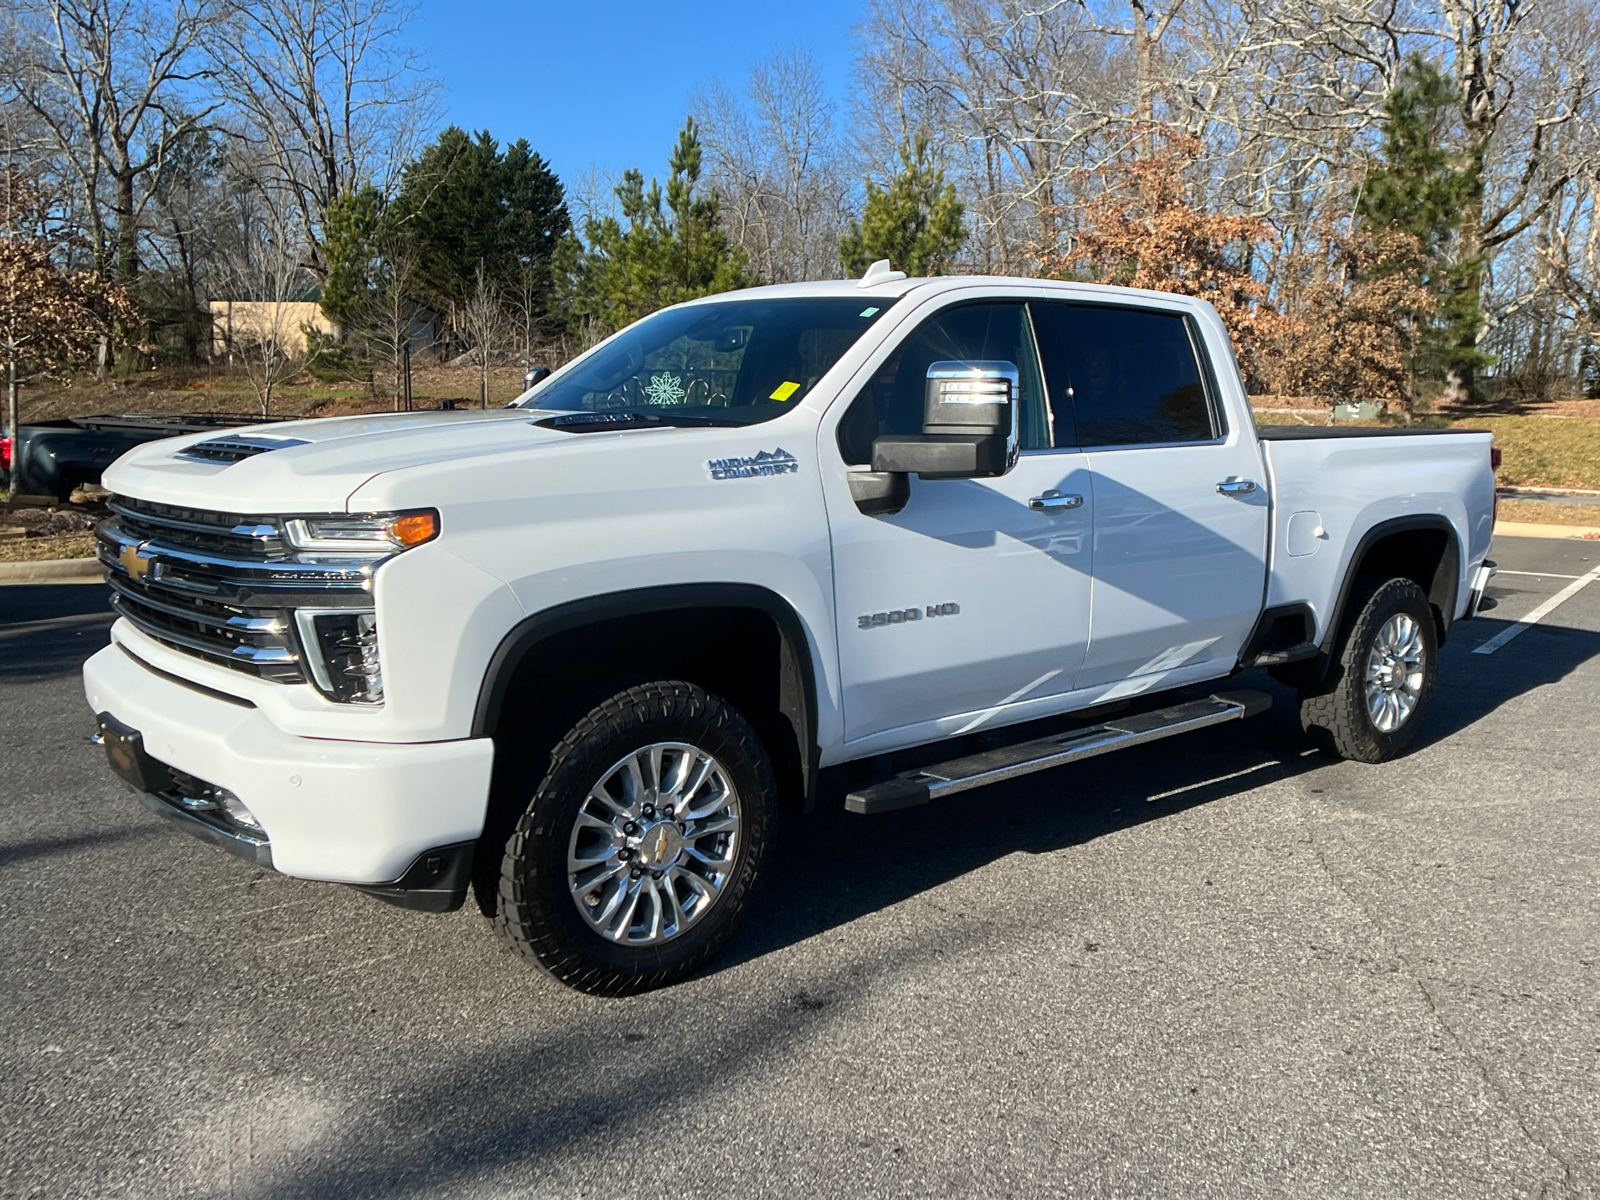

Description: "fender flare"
1313 514 1462 666
471 582 822 805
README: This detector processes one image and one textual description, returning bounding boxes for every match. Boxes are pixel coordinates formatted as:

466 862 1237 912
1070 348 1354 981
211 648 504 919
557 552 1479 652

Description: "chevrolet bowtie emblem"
119 541 155 583
651 828 670 860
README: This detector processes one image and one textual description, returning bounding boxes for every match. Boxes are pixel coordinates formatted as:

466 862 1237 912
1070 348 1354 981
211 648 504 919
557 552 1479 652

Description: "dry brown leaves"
1041 135 1284 372
1 167 139 372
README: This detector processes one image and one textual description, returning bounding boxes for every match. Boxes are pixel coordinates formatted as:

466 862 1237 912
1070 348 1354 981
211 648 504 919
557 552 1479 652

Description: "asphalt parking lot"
2 535 1597 1200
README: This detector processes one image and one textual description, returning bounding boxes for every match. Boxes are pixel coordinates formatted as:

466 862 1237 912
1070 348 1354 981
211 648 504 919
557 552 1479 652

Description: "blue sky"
415 0 863 190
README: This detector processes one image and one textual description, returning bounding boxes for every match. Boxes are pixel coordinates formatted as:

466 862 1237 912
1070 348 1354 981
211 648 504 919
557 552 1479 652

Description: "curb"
1498 487 1600 507
1498 485 1600 499
0 558 104 584
1494 521 1600 541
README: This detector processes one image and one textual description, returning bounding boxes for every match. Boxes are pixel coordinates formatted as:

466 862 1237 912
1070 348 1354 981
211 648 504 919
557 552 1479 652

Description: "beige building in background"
209 295 333 358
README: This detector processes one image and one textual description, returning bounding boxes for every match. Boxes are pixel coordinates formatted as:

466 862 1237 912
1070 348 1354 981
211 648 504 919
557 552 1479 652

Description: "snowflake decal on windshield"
643 372 686 405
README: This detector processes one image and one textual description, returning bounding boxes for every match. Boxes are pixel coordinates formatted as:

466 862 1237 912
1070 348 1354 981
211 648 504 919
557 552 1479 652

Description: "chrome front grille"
109 496 285 558
99 500 377 684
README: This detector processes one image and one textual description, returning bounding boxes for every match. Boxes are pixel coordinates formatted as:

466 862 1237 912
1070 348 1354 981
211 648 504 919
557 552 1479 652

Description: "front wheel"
490 681 775 995
1298 577 1438 763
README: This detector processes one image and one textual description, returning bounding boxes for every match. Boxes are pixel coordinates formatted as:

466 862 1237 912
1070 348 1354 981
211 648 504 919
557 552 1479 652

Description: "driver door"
824 301 1095 752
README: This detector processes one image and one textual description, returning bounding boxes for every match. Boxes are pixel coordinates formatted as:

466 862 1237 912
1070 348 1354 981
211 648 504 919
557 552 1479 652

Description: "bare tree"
364 229 420 408
566 162 621 229
209 0 438 275
1 0 223 284
695 47 852 281
217 197 311 415
853 0 1114 272
461 260 505 409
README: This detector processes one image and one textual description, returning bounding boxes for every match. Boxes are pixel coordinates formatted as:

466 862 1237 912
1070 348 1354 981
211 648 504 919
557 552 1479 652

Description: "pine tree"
558 119 754 337
319 184 384 335
1357 56 1489 405
391 127 570 322
839 138 966 277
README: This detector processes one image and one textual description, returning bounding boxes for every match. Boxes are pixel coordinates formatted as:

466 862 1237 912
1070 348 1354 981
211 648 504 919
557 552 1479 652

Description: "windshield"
514 297 898 425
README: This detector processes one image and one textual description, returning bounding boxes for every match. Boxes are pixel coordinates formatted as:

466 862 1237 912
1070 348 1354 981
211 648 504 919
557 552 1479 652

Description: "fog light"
294 609 383 704
217 791 263 830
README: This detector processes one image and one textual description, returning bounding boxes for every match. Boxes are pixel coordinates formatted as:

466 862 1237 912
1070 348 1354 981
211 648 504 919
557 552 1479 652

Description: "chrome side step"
845 690 1274 815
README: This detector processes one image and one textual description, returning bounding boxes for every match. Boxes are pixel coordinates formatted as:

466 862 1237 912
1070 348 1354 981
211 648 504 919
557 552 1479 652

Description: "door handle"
1216 477 1258 496
1029 490 1083 512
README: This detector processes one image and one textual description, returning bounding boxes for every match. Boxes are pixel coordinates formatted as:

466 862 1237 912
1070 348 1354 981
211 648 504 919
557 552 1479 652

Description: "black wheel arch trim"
1237 602 1318 668
471 583 822 808
1300 514 1461 683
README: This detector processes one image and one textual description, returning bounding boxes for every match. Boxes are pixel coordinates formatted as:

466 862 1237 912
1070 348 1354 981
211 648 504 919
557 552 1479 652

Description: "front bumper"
83 640 495 884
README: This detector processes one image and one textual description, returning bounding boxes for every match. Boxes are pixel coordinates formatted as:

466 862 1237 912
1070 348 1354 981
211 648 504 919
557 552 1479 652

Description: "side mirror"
524 366 552 389
869 360 1019 480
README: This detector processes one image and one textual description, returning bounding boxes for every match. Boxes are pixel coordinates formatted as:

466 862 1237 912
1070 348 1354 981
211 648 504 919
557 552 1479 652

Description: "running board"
845 690 1273 815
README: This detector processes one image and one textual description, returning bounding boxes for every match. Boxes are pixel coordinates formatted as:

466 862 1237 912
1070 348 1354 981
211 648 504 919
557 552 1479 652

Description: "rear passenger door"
1032 302 1268 694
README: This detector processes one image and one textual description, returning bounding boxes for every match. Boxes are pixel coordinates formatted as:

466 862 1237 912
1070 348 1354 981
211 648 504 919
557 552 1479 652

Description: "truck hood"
101 408 590 511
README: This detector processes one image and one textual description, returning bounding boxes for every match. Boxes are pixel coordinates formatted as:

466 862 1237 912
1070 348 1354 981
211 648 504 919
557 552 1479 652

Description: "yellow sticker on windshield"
769 381 800 401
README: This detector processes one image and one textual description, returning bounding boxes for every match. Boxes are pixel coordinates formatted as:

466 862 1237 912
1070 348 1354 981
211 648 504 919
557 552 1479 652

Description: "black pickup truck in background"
2 414 259 502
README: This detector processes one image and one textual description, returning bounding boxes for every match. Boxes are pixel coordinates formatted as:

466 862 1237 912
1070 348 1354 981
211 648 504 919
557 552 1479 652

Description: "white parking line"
1474 564 1600 655
1495 569 1586 580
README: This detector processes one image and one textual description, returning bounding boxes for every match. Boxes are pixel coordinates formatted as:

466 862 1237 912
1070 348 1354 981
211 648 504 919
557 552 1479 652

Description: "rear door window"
1037 303 1217 447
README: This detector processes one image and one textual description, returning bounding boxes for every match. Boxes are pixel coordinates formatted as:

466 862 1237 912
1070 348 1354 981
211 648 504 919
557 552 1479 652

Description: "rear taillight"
1490 444 1502 471
1 435 10 472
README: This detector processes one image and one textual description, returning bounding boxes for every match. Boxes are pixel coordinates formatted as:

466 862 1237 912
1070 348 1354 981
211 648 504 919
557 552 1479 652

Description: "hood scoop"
177 435 311 465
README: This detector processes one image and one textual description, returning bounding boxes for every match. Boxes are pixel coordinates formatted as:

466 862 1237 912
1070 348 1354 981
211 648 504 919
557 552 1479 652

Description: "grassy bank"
15 363 535 424
1495 499 1600 527
0 531 97 562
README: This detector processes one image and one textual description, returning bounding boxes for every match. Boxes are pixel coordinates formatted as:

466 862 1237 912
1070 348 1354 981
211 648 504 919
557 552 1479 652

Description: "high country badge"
708 448 800 480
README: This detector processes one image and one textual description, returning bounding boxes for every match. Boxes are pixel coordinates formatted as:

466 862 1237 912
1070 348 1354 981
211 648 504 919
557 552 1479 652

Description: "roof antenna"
858 259 907 288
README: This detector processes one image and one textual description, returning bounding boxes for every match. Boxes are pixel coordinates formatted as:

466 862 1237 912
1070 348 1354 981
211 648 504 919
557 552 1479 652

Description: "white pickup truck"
83 267 1498 994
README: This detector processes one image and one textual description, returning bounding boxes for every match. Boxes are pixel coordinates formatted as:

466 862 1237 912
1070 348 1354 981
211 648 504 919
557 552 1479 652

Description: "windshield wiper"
642 410 747 427
533 409 745 433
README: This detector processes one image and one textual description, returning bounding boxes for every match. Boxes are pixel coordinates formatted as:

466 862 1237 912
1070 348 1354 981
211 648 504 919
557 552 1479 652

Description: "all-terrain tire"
1298 576 1438 763
490 681 775 996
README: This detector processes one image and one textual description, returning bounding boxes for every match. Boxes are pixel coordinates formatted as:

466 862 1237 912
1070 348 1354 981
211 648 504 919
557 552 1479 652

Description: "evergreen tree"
319 183 384 334
1357 57 1489 401
840 138 966 277
391 127 570 321
559 118 754 337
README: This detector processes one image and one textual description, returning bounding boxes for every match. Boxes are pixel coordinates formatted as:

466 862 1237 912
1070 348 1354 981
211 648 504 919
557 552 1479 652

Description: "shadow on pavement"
0 826 159 871
0 583 113 682
249 615 1600 1200
726 609 1600 972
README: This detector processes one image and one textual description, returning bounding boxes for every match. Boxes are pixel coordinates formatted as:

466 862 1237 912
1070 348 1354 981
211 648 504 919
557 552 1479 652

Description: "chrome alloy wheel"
1364 613 1426 733
567 742 741 945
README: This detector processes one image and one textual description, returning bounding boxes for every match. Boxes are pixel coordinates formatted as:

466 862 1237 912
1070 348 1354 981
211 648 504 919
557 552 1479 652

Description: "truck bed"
1260 425 1497 641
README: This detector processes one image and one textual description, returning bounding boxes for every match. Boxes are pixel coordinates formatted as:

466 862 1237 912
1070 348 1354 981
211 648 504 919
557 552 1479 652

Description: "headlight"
295 609 384 704
282 509 439 554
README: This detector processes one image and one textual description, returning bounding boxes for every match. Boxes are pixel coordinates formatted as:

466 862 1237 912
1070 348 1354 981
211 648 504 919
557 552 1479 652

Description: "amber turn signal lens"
390 511 438 547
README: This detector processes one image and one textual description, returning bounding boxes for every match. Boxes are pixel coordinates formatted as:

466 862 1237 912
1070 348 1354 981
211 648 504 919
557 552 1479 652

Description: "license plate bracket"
95 712 176 795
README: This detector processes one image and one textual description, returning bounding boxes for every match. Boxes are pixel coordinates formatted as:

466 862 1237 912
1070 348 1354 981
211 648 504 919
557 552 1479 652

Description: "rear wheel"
490 680 774 995
1298 577 1438 763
